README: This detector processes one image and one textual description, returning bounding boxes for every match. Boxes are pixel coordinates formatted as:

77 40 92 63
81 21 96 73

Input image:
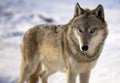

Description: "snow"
0 0 120 83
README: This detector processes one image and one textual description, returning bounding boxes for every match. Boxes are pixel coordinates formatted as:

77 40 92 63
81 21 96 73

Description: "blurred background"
0 0 120 83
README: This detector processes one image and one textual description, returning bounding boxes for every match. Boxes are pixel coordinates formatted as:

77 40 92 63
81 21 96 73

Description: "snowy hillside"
0 0 120 83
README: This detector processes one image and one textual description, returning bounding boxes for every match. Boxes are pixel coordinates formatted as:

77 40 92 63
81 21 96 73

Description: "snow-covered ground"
0 0 120 83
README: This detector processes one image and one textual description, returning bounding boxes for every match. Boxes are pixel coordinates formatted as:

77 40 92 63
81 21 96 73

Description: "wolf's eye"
79 28 83 33
90 28 96 34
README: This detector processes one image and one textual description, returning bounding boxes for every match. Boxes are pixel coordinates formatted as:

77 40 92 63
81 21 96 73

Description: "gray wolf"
18 2 108 83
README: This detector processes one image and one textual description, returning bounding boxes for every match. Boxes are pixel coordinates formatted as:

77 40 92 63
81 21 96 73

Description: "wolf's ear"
94 4 104 21
74 2 84 17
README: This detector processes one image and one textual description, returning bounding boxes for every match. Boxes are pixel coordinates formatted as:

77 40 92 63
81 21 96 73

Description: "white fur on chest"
69 58 97 74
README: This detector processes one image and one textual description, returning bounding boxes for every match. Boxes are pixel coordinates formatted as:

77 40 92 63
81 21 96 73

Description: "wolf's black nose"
81 45 89 51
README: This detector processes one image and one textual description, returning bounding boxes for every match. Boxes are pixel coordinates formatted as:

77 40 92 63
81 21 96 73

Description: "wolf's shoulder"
23 24 66 40
34 24 67 33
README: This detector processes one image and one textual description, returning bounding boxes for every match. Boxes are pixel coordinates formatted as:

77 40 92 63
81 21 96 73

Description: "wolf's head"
69 3 108 55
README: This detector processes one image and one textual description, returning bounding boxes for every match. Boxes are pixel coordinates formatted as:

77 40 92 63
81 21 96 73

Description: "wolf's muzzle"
81 45 89 51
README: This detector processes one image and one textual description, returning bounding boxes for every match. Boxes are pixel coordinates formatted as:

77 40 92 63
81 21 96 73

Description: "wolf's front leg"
66 69 76 83
79 71 91 83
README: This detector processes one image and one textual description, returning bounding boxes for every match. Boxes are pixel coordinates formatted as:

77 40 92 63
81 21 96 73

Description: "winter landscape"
0 0 120 83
